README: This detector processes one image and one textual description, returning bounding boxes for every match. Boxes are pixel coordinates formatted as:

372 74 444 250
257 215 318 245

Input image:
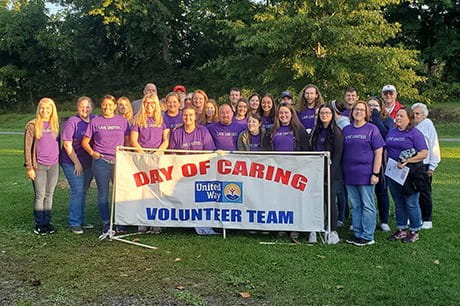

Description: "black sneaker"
353 238 375 246
346 237 360 245
46 224 56 234
34 226 48 235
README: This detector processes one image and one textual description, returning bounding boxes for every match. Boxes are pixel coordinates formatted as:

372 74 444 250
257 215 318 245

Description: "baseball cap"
173 85 186 92
280 91 292 99
382 85 396 93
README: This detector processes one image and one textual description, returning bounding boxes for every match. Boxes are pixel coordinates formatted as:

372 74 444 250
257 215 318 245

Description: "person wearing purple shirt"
342 87 359 118
61 96 95 234
82 95 129 239
259 94 275 130
169 106 216 151
237 113 269 151
130 94 170 151
207 104 246 151
163 92 183 129
24 98 60 235
234 98 249 127
343 101 384 247
386 108 428 243
296 84 324 131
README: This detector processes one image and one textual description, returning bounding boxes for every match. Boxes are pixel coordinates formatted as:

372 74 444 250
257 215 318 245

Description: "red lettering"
274 168 291 186
181 163 197 177
159 166 174 181
232 161 248 176
217 159 232 174
265 165 275 180
149 169 163 183
133 172 149 187
249 162 265 178
291 174 308 191
199 160 210 175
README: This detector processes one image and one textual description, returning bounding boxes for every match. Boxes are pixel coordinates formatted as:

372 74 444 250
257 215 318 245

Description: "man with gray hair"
132 83 157 114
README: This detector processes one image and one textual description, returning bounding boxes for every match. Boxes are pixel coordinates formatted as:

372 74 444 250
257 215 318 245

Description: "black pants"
419 165 433 222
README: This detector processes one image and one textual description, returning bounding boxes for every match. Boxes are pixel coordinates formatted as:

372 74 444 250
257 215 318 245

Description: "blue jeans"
388 178 422 231
346 184 377 240
375 176 390 224
62 163 93 227
92 159 114 224
33 163 59 226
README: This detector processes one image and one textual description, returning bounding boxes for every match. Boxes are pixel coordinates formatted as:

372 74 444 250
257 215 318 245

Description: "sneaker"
138 226 148 233
115 226 128 235
308 232 317 244
349 225 354 231
380 223 391 232
278 231 287 237
71 226 83 234
151 227 162 234
388 229 407 241
402 231 419 243
33 226 48 235
82 224 94 229
98 231 110 240
353 238 375 246
336 220 344 228
46 224 56 234
346 237 360 245
421 221 432 230
327 231 340 245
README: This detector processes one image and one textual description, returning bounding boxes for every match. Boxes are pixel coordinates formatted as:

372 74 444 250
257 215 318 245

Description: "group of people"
24 83 440 245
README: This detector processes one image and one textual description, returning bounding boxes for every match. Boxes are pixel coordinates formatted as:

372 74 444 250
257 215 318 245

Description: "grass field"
1 130 460 304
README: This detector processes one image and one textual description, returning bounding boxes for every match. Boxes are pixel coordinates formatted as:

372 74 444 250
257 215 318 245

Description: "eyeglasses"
383 91 395 96
368 104 379 108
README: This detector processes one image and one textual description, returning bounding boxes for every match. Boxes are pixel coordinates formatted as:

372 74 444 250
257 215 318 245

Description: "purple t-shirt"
273 125 295 152
37 121 59 166
249 134 262 151
207 121 246 150
342 123 385 185
85 115 129 161
61 115 94 168
386 128 428 161
163 112 183 129
235 118 248 127
131 118 167 149
262 115 274 130
298 108 316 130
169 125 216 151
342 109 351 118
316 128 327 151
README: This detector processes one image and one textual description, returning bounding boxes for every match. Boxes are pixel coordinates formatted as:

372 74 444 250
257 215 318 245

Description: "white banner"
114 150 326 232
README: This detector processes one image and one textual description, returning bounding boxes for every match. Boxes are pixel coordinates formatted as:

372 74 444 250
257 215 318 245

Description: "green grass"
1 134 460 305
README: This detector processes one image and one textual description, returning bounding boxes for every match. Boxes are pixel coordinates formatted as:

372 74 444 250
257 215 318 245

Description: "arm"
397 149 428 169
158 128 170 151
129 130 143 152
371 147 383 185
81 136 101 160
24 122 36 180
427 123 441 174
63 140 83 175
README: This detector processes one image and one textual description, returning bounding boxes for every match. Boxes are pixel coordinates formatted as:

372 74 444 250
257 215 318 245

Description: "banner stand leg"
111 235 159 250
223 229 227 239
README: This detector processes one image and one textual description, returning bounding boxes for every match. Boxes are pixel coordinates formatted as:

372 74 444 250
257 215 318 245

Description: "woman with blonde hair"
116 96 134 124
131 94 170 152
191 89 208 118
24 98 60 235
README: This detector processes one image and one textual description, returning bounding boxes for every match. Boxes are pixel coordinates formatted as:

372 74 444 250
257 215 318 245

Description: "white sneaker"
327 231 340 244
421 221 433 229
308 232 317 244
380 223 391 232
138 226 148 232
349 225 354 231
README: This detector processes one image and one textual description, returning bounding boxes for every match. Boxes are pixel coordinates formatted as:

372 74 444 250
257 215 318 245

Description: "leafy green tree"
200 0 425 101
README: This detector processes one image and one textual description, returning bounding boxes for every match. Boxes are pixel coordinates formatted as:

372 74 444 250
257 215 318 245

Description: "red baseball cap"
173 85 186 92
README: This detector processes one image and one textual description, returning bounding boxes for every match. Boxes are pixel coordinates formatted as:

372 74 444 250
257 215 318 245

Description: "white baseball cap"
382 85 396 92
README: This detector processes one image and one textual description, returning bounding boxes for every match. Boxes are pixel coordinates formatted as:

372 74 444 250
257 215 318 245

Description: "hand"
153 149 164 157
73 162 83 175
370 174 379 185
92 151 102 160
397 161 408 169
27 169 36 181
426 169 434 176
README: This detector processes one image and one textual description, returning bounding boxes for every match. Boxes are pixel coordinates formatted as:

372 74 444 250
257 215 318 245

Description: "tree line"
0 0 458 111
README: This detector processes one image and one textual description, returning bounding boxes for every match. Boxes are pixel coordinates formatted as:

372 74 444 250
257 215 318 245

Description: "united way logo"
223 182 242 203
195 181 243 203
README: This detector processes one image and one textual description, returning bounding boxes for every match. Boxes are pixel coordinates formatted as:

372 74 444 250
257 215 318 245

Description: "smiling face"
204 102 216 118
395 109 410 130
367 99 381 112
249 95 260 112
182 108 197 128
412 107 426 124
318 106 333 125
77 99 92 120
344 91 358 107
261 96 273 114
229 90 241 106
237 101 248 117
351 102 367 124
382 90 397 106
278 106 292 126
304 87 318 107
39 102 53 121
117 100 129 115
219 104 233 125
247 116 262 135
192 93 205 111
101 98 117 118
166 95 180 114
143 98 156 116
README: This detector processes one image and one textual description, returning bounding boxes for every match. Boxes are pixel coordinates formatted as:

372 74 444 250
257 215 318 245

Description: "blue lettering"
192 209 202 220
158 208 169 220
146 207 157 220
